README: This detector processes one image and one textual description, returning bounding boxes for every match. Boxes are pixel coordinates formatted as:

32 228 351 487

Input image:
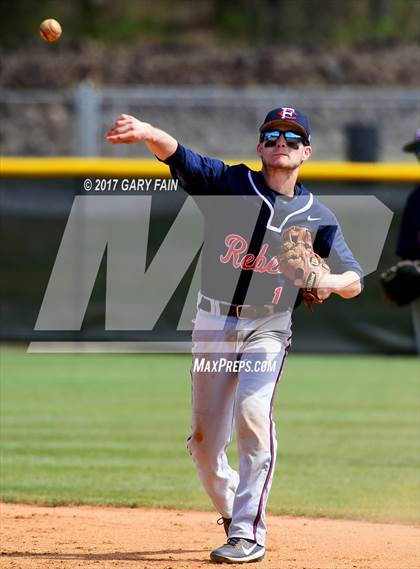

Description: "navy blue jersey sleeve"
315 217 363 278
161 143 229 195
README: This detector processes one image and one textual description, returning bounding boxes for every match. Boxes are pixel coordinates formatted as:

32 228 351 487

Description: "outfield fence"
1 85 419 161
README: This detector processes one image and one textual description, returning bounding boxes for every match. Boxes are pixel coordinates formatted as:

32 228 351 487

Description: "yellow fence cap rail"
1 157 419 183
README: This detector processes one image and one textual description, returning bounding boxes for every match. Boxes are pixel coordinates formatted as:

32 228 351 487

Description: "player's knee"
187 430 208 458
187 434 220 471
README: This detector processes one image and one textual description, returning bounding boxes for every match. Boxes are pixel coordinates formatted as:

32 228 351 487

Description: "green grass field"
1 348 418 523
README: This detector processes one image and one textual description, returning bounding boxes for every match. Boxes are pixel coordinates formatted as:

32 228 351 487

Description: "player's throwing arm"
105 114 177 160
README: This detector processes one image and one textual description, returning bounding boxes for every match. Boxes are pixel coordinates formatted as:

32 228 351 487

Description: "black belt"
199 297 284 319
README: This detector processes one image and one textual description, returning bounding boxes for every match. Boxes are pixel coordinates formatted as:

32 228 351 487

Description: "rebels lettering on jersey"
163 144 362 307
220 235 282 275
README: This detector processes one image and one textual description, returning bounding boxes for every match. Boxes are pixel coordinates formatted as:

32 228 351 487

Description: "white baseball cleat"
210 537 265 564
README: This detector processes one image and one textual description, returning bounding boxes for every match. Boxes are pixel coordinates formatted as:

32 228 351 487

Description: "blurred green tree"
0 0 418 47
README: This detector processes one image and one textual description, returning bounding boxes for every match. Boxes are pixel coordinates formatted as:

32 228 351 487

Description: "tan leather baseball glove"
277 226 331 309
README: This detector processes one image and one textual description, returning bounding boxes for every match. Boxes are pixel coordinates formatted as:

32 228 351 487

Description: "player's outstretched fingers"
106 120 130 136
108 121 129 133
108 124 132 136
105 116 151 144
106 131 134 143
105 115 133 136
105 126 135 142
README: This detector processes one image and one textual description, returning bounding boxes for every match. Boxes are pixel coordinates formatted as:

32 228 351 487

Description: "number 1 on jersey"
272 286 283 305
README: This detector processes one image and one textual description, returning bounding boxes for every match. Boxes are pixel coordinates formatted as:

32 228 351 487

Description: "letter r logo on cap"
277 108 297 119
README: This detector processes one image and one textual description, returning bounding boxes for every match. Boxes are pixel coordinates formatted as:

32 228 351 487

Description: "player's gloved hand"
380 260 420 306
105 114 153 144
277 226 331 309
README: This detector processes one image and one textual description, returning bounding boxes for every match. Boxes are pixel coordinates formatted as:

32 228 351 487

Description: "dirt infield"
1 503 419 569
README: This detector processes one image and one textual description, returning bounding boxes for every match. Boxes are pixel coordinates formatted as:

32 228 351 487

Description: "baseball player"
396 130 420 351
106 107 363 564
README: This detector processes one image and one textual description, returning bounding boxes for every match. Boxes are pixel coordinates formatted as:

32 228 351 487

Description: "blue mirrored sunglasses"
260 130 307 148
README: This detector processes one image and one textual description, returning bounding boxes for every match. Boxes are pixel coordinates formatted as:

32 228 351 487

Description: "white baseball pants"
187 303 292 546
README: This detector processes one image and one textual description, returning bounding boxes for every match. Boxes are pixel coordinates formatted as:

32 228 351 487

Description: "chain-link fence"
1 84 418 161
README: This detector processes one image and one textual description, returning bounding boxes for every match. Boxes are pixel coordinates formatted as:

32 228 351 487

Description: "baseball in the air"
39 19 62 42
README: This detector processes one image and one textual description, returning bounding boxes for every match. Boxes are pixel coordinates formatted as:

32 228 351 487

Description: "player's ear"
256 142 263 155
301 145 312 162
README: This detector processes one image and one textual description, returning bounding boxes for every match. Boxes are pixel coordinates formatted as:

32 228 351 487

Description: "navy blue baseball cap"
259 107 311 143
